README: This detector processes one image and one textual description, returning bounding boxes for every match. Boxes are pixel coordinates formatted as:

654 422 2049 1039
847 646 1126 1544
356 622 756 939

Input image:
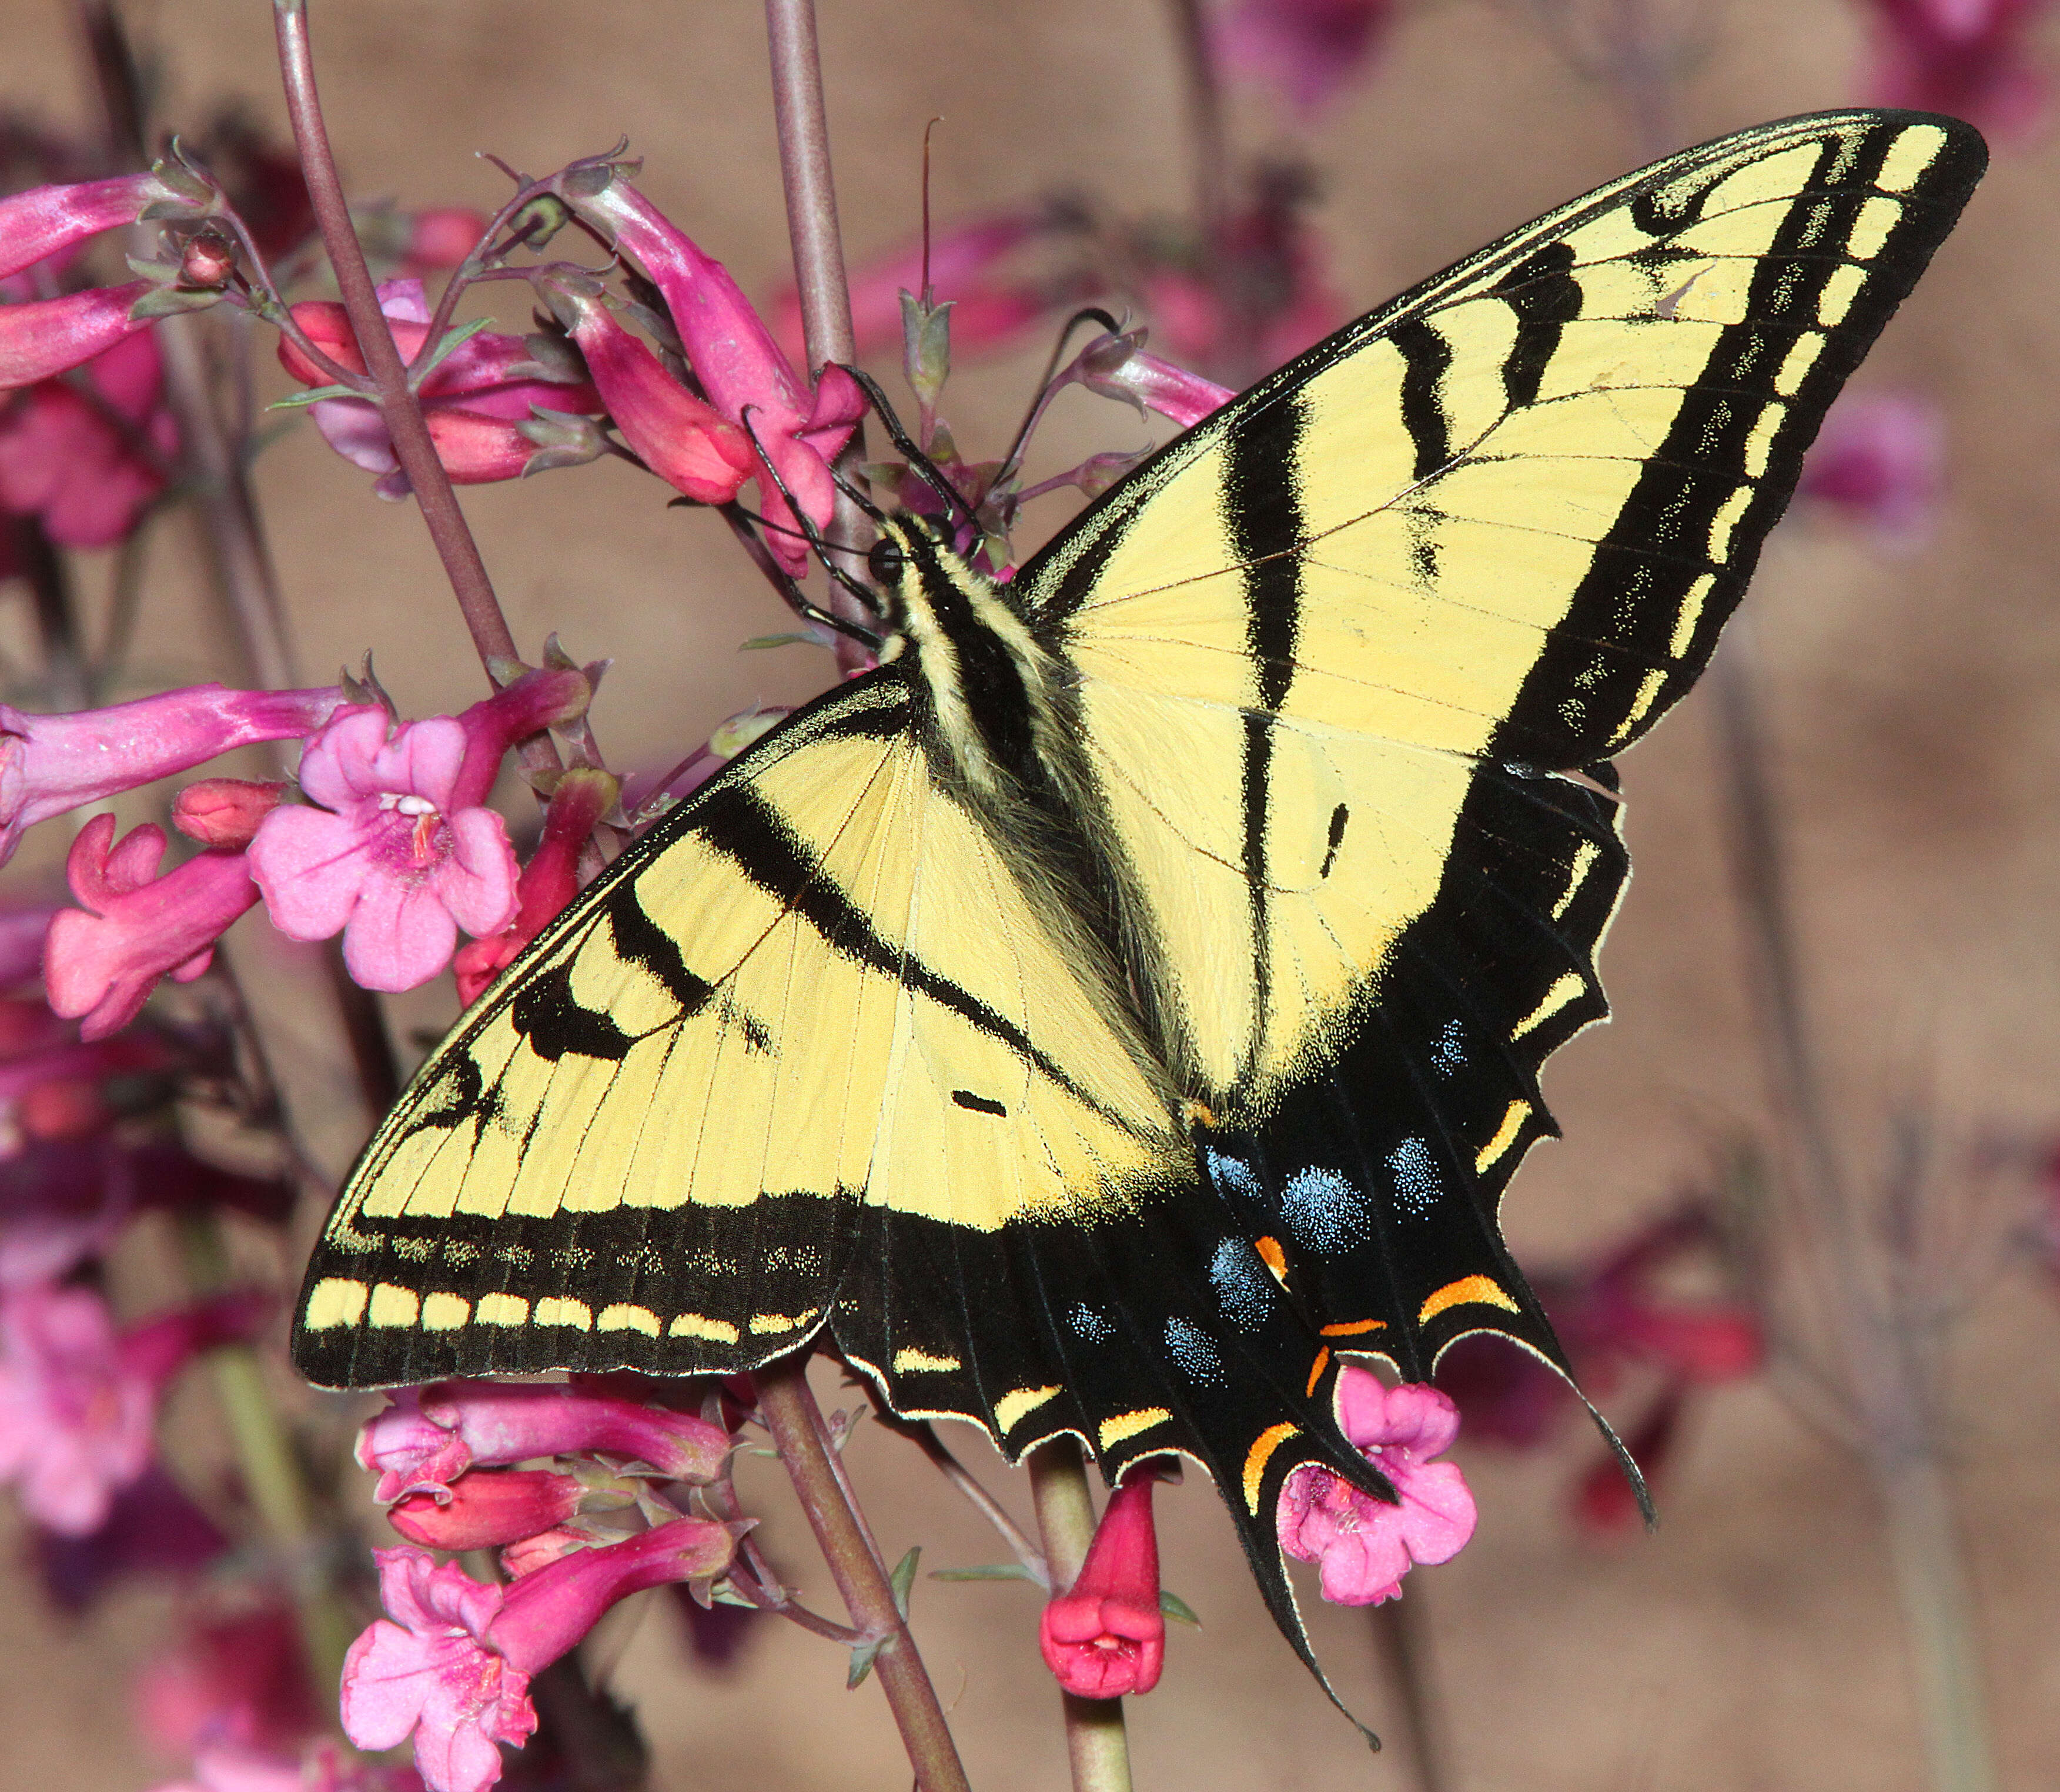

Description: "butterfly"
295 110 1983 1703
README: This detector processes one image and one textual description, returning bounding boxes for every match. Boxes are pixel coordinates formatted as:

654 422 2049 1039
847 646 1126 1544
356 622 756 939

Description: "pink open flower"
1276 1375 1476 1606
1039 1471 1166 1699
561 172 865 573
279 280 604 498
0 329 178 547
1862 0 2051 139
1213 0 1398 116
249 669 590 992
0 681 342 867
0 1282 262 1535
340 1550 534 1792
1798 390 1944 548
344 1524 737 1792
357 1379 730 1505
533 272 755 506
44 817 263 1040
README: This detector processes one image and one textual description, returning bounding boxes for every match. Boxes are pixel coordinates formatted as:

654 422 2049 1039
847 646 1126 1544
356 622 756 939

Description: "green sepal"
1159 1588 1201 1627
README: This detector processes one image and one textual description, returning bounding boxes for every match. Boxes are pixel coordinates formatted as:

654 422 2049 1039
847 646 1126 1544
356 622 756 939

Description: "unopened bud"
173 778 286 850
177 232 237 292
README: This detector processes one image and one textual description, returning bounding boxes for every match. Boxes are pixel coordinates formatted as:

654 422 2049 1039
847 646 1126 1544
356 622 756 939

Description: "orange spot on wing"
1417 1275 1521 1325
1305 1348 1331 1397
1242 1422 1301 1513
1319 1318 1388 1337
1253 1236 1288 1283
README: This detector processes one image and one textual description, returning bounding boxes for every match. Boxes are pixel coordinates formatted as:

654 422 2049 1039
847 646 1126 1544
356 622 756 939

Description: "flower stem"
1028 1438 1134 1792
1713 637 1998 1792
1165 0 1229 245
269 0 556 756
753 1355 971 1792
80 0 402 1115
1368 1595 1451 1792
761 0 875 673
178 1210 356 1706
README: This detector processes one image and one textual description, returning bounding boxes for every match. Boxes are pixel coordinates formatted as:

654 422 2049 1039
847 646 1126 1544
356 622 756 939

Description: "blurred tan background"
1 1 2057 1788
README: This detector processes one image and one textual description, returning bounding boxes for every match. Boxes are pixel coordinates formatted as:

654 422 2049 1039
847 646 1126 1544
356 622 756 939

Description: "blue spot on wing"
1387 1138 1440 1216
1209 1239 1272 1331
1165 1316 1223 1385
1281 1168 1372 1253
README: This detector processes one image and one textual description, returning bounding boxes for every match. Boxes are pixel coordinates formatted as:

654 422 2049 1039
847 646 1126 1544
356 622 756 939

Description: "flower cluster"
342 1380 742 1792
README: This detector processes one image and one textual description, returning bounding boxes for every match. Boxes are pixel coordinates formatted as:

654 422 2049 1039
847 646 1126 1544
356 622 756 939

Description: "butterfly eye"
867 536 906 586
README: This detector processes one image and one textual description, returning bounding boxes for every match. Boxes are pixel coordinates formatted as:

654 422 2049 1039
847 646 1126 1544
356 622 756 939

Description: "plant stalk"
1028 1438 1133 1792
753 1356 971 1792
269 0 557 768
761 0 875 672
1713 637 1997 1792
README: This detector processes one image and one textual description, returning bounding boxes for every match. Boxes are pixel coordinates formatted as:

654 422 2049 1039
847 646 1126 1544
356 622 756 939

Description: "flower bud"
173 778 287 850
177 233 237 292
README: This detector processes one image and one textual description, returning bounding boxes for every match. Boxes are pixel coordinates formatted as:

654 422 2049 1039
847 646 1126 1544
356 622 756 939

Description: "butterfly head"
861 509 1056 794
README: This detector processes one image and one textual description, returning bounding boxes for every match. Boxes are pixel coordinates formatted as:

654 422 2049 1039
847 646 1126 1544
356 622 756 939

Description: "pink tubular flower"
0 173 181 282
247 668 586 992
1798 390 1944 548
44 817 262 1040
534 274 754 505
1039 1471 1166 1699
0 329 179 546
344 1526 737 1792
453 766 618 1004
0 1282 261 1534
0 279 162 390
780 206 1080 365
358 1379 730 1505
386 1469 586 1553
1214 0 1397 116
0 680 342 867
279 280 604 497
1276 1375 1475 1606
1862 0 2050 139
1071 330 1235 429
562 173 866 572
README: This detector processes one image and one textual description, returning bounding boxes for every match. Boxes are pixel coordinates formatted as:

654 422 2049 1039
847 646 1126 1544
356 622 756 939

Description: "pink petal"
433 808 519 939
339 874 460 993
366 717 469 815
309 397 399 476
245 804 373 941
292 706 393 811
1335 1369 1457 1456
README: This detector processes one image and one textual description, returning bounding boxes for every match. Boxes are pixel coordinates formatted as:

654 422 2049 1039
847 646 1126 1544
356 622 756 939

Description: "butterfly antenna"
837 363 973 526
736 406 886 623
